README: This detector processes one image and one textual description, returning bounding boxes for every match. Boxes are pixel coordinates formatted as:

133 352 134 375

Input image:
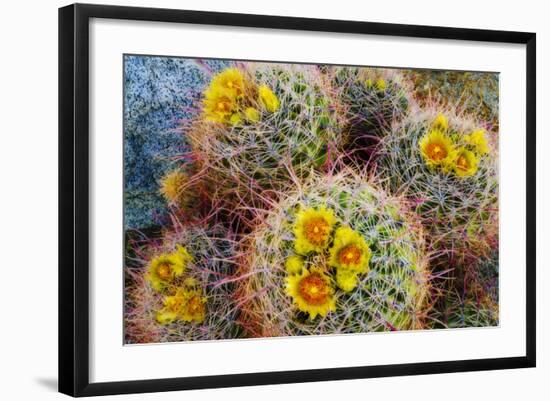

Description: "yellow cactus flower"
146 246 193 291
375 78 387 91
464 129 489 155
432 113 449 132
203 86 237 124
365 78 373 88
210 67 245 98
155 306 178 325
452 148 479 178
229 112 242 126
183 277 198 287
175 244 193 264
245 107 260 122
202 68 249 124
179 289 206 323
329 226 371 274
419 129 455 168
285 255 304 275
258 84 280 113
335 269 359 293
293 206 337 254
159 170 187 205
286 267 336 320
156 287 206 325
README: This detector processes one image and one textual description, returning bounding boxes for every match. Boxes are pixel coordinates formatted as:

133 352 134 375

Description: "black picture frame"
59 3 536 397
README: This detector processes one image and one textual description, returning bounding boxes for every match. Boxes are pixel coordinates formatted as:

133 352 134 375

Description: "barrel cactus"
186 63 346 228
237 169 431 337
124 224 240 343
376 108 499 266
434 251 499 328
328 67 413 161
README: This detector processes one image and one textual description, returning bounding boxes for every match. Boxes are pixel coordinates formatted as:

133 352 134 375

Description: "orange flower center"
456 155 469 170
337 244 362 266
186 296 204 316
169 296 185 312
224 80 243 96
216 100 232 112
156 263 173 280
304 218 330 245
426 142 447 161
298 273 330 305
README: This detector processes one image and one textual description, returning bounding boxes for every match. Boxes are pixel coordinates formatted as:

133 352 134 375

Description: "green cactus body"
188 64 346 224
376 109 499 267
329 67 412 161
124 224 241 343
435 251 499 328
237 169 431 337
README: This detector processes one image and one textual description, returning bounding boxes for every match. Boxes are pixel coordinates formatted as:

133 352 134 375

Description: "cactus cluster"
124 224 240 343
124 57 500 343
237 169 431 337
376 108 499 266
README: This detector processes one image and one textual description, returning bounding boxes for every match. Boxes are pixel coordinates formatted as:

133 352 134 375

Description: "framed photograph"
59 3 536 397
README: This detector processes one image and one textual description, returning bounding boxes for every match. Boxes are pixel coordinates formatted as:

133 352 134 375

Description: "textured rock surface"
123 55 228 230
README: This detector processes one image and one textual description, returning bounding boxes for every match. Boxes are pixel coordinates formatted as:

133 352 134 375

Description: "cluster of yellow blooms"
365 77 388 92
285 207 372 320
419 113 489 178
203 67 280 125
145 245 206 325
